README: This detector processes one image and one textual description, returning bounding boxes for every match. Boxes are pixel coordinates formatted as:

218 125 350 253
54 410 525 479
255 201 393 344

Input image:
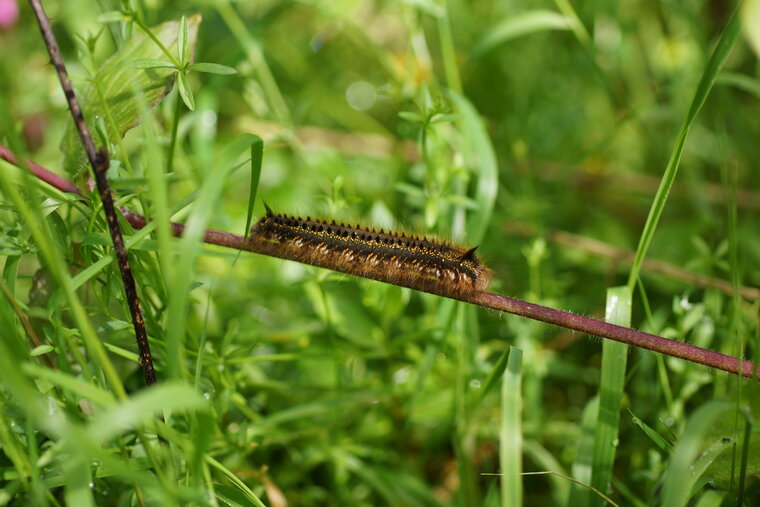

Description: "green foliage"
1 1 759 506
61 15 202 177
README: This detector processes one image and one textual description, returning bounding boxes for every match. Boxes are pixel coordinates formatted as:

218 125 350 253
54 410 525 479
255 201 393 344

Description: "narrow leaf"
500 346 523 507
88 381 208 442
178 15 188 64
128 59 177 69
177 72 196 111
244 136 264 238
61 15 201 176
627 9 741 289
589 286 632 506
189 62 238 74
473 11 574 56
662 401 733 506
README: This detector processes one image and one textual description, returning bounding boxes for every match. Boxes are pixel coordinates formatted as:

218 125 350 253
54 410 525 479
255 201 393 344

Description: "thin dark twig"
2 143 758 381
26 0 156 386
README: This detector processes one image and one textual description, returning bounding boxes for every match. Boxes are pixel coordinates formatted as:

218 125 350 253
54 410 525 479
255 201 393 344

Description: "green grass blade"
626 9 741 290
568 396 599 505
500 346 523 507
206 456 267 507
164 138 247 379
662 401 733 506
63 455 94 507
88 381 208 442
244 135 263 238
215 0 291 126
589 286 632 505
22 364 116 408
473 10 574 56
447 91 498 244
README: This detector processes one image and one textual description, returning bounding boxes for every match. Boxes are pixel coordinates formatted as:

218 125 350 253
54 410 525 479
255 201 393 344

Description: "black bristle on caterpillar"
251 205 491 298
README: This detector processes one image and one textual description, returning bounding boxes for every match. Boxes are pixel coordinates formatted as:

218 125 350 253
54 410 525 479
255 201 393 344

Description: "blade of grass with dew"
626 8 741 290
628 409 672 452
661 401 733 506
62 454 94 507
589 286 632 506
501 346 523 507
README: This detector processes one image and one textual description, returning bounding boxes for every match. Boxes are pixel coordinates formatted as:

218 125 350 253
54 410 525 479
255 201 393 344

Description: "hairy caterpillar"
250 205 491 299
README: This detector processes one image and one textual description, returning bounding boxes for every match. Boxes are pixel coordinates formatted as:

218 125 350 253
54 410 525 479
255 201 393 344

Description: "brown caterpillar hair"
250 204 491 299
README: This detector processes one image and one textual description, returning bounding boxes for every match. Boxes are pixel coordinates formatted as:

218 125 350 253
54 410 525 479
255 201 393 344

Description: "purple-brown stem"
0 145 82 196
2 143 758 380
27 0 156 385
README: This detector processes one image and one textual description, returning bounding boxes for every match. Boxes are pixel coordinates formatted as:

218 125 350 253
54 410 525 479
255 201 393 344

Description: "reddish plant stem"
2 143 758 380
27 0 156 386
0 145 82 196
472 292 757 379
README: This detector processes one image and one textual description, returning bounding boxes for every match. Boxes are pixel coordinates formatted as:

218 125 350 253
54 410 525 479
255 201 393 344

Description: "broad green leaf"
188 62 238 74
61 15 201 177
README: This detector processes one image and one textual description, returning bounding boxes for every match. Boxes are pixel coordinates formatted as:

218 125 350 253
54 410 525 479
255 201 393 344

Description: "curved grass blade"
627 9 741 290
473 10 574 56
662 401 733 506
